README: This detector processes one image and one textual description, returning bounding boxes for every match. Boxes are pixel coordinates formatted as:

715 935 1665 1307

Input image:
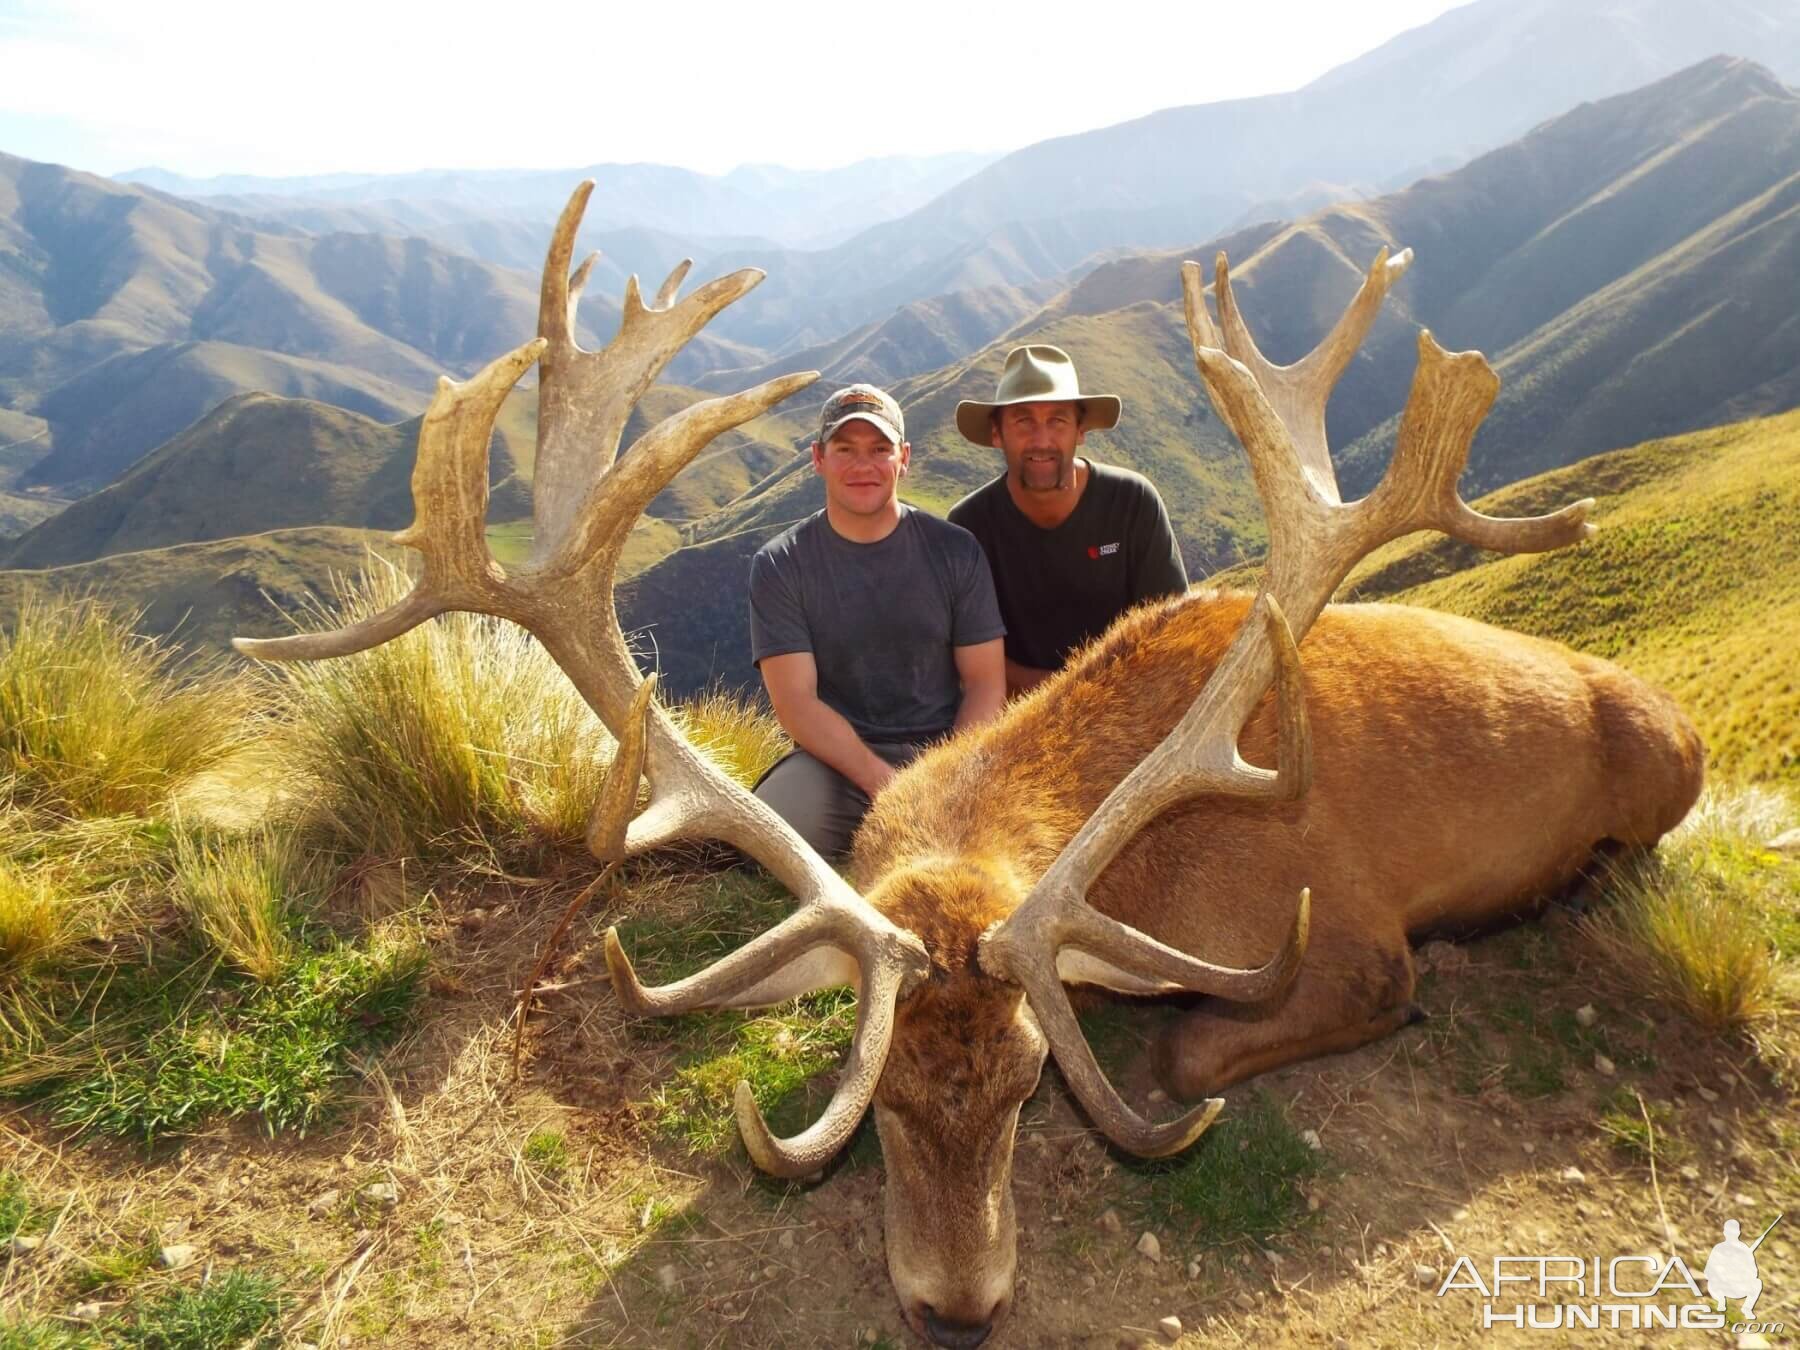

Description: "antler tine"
1018 961 1225 1156
1355 331 1595 553
531 182 769 568
1210 248 1411 505
653 259 693 311
233 337 545 661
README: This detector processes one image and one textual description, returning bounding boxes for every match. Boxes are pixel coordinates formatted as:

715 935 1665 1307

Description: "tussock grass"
0 860 72 973
259 563 784 864
170 828 311 984
1582 787 1798 1049
0 594 255 819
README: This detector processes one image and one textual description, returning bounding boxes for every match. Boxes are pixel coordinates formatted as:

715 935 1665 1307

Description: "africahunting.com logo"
1436 1212 1785 1334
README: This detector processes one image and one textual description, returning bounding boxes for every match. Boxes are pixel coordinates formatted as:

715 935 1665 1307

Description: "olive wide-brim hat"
954 344 1122 445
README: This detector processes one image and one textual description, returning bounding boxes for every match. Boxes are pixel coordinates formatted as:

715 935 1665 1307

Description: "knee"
753 753 863 860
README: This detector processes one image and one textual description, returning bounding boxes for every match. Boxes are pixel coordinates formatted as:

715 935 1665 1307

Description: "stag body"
851 589 1702 1331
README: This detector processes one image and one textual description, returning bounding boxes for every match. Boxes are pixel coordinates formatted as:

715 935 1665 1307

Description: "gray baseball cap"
818 383 905 445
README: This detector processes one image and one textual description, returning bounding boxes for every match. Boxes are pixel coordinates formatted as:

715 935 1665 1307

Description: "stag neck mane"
853 588 1257 962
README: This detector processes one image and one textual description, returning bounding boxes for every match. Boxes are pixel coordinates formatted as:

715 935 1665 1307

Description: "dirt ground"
2 868 1794 1349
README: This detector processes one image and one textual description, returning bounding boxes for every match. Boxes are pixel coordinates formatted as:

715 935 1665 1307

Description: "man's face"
992 400 1085 492
813 418 910 515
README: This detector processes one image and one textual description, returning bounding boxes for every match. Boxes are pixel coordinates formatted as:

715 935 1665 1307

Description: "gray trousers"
753 740 929 860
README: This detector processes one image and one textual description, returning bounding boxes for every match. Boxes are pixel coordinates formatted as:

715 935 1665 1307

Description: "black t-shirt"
748 506 1006 741
947 460 1188 671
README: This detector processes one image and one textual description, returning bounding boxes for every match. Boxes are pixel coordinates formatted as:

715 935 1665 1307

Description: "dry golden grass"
1583 786 1799 1057
170 827 309 984
0 592 257 819
0 857 70 973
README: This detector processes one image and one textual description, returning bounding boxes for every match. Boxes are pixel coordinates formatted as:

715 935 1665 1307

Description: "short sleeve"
1128 481 1189 601
748 545 812 665
950 534 1007 648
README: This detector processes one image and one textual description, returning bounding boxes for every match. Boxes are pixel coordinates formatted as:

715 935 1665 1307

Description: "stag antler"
981 246 1595 1155
235 182 929 1177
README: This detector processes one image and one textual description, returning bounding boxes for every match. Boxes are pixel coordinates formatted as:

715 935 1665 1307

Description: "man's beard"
1015 453 1070 492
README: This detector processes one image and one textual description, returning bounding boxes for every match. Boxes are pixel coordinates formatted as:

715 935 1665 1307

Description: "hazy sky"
1 0 1470 179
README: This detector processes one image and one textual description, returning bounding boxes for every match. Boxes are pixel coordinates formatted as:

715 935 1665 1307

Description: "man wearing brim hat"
748 383 1007 857
948 344 1187 694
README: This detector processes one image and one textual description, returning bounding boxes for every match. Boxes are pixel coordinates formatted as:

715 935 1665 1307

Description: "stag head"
236 186 1593 1346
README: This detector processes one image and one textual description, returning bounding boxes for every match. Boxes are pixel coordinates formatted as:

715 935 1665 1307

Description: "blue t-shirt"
749 506 1005 741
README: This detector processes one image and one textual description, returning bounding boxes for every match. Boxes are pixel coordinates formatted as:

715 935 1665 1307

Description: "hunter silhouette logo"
1703 1213 1782 1318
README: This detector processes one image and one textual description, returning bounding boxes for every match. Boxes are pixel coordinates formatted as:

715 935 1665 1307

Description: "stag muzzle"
876 1103 1020 1346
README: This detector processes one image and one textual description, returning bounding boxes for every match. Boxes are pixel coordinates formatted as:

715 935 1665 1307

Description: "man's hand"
759 650 894 797
1005 657 1054 698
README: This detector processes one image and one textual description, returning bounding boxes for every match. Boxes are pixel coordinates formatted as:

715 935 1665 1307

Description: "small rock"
778 1230 796 1250
361 1182 399 1206
1158 1314 1184 1342
307 1188 341 1215
1559 1166 1586 1184
1306 1192 1322 1213
1574 1004 1597 1028
861 1331 880 1347
1710 1116 1729 1137
1771 1240 1792 1259
1522 1142 1536 1155
1261 1248 1283 1268
1453 1208 1470 1222
1576 1201 1595 1219
1300 1129 1322 1151
656 1263 678 1294
1697 1085 1720 1103
1593 1054 1616 1076
1234 1291 1256 1313
1098 1208 1123 1235
157 1244 199 1270
1414 1264 1438 1288
1136 1231 1163 1262
1734 1192 1755 1207
459 907 489 932
10 1234 43 1255
1186 1258 1202 1279
1083 1272 1097 1291
1679 1165 1701 1182
71 1302 105 1322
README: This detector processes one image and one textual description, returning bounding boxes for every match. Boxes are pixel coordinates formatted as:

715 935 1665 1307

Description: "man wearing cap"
948 344 1188 695
749 383 1007 857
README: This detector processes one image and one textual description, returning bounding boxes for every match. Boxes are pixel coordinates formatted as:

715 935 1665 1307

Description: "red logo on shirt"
1087 542 1121 560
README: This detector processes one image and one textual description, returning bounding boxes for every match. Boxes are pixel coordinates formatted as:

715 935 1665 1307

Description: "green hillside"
1347 409 1800 786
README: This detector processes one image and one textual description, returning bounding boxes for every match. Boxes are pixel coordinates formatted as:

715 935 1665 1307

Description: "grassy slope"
1344 408 1800 785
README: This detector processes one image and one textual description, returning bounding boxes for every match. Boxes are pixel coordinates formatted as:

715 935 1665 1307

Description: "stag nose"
921 1304 994 1348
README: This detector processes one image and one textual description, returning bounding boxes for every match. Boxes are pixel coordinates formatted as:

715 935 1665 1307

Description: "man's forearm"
955 679 1006 731
776 696 892 797
1005 657 1053 697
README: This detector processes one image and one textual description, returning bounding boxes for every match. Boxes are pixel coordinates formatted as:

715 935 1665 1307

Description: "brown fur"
847 589 1703 1336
